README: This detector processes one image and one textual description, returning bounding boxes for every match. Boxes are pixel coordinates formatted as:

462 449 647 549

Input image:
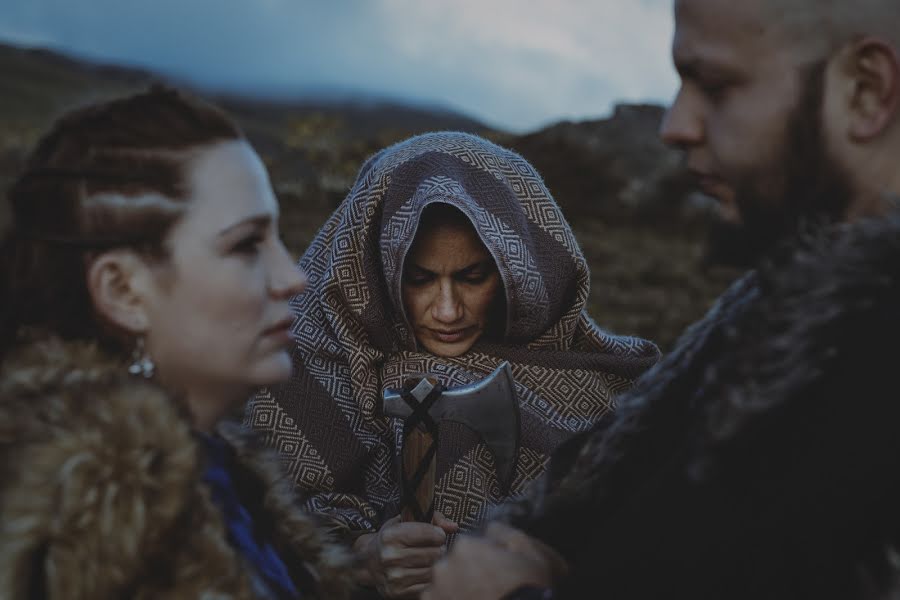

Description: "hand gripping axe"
382 361 520 522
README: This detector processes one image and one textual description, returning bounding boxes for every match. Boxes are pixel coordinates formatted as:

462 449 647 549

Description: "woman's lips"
430 327 473 343
263 316 295 344
264 326 293 345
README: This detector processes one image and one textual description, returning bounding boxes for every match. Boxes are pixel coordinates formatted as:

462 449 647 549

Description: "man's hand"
354 511 459 598
423 523 566 600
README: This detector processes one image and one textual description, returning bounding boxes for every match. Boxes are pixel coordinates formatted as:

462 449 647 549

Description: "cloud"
0 0 678 132
372 0 678 128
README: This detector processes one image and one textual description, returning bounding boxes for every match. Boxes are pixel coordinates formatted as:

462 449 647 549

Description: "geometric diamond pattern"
246 132 660 536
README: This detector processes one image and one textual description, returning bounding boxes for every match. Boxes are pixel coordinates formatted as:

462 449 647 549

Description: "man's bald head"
763 0 900 59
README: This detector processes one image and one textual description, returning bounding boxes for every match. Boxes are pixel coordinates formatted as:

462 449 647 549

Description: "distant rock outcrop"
506 104 711 229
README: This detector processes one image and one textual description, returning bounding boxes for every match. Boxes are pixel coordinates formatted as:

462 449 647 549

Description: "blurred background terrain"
0 42 738 350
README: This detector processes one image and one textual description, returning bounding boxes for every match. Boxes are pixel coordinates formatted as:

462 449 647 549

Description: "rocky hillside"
0 43 738 349
505 104 707 227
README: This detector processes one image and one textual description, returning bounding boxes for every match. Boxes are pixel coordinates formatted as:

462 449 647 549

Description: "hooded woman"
246 131 659 597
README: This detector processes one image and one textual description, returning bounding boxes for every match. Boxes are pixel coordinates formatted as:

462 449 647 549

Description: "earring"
127 337 156 379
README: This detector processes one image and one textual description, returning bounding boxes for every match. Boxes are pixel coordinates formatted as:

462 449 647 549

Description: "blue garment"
198 432 301 600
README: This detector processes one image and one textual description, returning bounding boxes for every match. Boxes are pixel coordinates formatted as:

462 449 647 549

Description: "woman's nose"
270 240 308 299
432 282 463 323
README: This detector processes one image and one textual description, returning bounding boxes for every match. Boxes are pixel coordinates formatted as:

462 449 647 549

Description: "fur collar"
505 212 900 598
0 335 352 599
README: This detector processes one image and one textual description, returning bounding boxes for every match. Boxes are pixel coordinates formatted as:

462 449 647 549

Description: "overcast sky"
0 0 678 132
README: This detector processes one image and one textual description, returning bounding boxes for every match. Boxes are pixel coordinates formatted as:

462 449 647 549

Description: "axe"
382 361 520 523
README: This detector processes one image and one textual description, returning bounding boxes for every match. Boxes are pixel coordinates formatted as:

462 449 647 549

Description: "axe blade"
383 361 520 494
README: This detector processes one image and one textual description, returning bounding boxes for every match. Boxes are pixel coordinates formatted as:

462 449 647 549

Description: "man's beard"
706 61 855 269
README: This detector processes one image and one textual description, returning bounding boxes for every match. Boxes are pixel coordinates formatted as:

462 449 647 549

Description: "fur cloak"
504 212 900 599
0 336 352 599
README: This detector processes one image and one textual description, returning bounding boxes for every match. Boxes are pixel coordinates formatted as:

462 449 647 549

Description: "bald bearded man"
424 0 900 598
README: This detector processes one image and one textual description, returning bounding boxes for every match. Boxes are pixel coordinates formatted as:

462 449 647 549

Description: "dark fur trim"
507 213 900 599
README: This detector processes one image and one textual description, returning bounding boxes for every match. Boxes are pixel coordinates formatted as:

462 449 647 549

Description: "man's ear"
843 38 900 141
86 250 154 336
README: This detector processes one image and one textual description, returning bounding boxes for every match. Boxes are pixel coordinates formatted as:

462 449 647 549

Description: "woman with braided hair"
0 87 351 599
246 131 660 598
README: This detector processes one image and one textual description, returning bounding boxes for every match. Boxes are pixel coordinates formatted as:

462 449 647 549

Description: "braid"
0 86 243 358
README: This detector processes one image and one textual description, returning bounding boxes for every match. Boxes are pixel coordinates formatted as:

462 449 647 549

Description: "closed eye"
455 260 495 284
404 266 435 286
457 270 490 284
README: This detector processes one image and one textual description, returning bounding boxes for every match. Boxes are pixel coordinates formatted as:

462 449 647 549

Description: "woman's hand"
354 511 459 598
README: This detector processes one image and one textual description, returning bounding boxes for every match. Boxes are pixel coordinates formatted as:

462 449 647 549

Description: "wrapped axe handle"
398 377 442 523
401 426 437 522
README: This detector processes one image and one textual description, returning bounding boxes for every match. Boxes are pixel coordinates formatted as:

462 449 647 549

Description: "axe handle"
401 427 437 523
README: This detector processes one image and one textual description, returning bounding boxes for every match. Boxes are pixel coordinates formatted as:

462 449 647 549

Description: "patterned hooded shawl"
247 132 659 536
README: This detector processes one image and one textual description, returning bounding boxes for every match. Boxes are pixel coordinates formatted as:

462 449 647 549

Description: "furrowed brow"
455 259 494 276
406 263 435 275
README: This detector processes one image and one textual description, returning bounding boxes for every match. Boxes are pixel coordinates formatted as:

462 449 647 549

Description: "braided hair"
0 86 243 358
